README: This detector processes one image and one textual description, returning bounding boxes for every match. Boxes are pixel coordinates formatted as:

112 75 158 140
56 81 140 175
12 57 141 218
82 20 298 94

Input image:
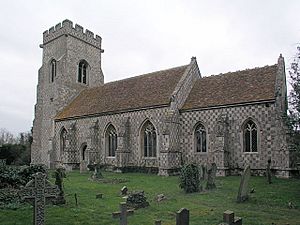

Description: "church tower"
31 19 104 167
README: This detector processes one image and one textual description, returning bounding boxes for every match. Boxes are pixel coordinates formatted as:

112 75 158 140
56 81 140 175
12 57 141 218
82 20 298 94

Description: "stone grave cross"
19 172 59 225
112 202 134 225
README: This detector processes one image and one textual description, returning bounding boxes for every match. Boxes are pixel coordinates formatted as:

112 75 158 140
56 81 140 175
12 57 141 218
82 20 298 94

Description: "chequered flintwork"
32 20 293 177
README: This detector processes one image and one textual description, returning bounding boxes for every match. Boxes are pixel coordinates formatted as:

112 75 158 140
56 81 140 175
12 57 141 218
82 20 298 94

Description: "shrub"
179 164 200 193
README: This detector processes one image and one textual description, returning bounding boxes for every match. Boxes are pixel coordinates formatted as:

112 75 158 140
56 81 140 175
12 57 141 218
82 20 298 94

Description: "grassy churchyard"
0 170 299 225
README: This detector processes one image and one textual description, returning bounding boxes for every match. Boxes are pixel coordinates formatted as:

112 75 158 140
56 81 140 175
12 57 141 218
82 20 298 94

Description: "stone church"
31 19 293 177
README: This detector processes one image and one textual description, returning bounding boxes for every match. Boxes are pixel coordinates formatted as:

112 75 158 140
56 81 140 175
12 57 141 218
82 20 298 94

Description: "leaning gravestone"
176 208 189 225
18 172 59 225
206 163 217 190
112 202 134 225
237 165 251 203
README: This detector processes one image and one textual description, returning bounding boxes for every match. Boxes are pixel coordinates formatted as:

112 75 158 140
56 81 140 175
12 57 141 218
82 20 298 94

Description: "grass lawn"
0 171 299 225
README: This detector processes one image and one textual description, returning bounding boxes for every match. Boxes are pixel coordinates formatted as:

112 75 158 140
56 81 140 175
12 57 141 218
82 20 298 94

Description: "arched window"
78 60 88 84
105 124 117 157
60 128 67 152
50 59 57 82
141 121 157 157
244 120 258 152
195 123 207 152
81 144 87 161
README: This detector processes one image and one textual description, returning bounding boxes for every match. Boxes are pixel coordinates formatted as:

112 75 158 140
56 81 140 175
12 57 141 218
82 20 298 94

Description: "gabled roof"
56 65 189 120
182 64 277 110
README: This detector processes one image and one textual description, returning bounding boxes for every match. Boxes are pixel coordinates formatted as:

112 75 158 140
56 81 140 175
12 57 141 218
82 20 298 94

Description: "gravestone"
53 167 66 204
237 165 251 203
0 159 6 168
121 186 128 196
176 208 189 225
219 210 242 225
206 163 217 190
112 202 134 225
266 159 272 184
92 163 103 179
18 172 59 225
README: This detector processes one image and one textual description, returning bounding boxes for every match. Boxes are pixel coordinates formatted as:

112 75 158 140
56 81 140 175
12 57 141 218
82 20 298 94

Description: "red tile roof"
56 65 189 120
182 64 277 110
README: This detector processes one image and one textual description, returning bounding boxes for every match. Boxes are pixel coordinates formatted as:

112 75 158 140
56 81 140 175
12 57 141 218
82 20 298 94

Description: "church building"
31 19 293 177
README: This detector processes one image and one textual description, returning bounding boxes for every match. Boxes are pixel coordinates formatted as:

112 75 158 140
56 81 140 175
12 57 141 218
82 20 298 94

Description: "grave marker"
176 208 189 225
237 165 251 203
19 172 59 225
112 202 134 225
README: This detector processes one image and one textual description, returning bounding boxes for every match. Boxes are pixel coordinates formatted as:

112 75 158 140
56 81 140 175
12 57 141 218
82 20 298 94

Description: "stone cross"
219 210 242 225
176 208 189 225
19 172 59 225
237 165 251 203
112 202 134 225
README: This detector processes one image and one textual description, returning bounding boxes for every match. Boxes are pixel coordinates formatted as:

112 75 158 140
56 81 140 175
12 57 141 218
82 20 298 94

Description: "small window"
141 121 157 157
106 124 117 157
244 120 258 152
195 123 207 152
60 128 67 152
50 59 57 82
78 60 88 84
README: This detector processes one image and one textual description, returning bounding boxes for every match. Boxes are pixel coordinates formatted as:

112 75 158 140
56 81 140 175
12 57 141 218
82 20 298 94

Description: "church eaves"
55 65 189 120
182 64 278 110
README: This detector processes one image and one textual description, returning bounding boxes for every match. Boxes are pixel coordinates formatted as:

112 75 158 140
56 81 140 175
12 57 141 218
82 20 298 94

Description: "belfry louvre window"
106 125 117 157
50 59 57 82
244 120 258 152
78 60 88 84
195 123 207 152
142 121 157 157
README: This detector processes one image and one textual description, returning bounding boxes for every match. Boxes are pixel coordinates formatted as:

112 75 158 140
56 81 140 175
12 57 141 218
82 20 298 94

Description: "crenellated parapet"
42 19 102 50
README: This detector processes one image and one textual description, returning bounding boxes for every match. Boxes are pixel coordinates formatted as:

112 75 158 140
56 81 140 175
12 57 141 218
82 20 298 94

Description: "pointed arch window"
50 59 57 82
244 120 258 152
78 60 88 84
141 121 157 157
60 128 67 152
106 124 117 157
195 123 207 152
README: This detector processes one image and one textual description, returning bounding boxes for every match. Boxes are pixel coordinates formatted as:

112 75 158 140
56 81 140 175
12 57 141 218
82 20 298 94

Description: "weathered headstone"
53 167 66 204
176 208 189 225
121 186 128 196
18 172 59 225
112 202 134 225
219 210 242 225
92 163 103 179
0 159 6 168
237 165 251 203
206 163 217 190
266 159 272 184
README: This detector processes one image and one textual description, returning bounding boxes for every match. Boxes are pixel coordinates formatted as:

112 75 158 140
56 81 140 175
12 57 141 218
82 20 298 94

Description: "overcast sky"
0 0 300 135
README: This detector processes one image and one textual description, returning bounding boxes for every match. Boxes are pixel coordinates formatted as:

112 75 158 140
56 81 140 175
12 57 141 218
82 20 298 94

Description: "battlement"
43 19 102 49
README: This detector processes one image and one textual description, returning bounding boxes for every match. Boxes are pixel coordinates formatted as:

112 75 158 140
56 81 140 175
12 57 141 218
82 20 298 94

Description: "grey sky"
0 0 299 135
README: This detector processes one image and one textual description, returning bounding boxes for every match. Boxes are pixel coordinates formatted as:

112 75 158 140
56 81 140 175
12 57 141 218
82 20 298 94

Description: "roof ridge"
103 64 189 86
203 64 278 79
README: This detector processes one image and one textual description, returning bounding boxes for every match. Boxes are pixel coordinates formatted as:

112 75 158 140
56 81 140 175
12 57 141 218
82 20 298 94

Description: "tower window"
195 123 207 152
244 120 258 152
78 60 88 84
50 59 57 82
